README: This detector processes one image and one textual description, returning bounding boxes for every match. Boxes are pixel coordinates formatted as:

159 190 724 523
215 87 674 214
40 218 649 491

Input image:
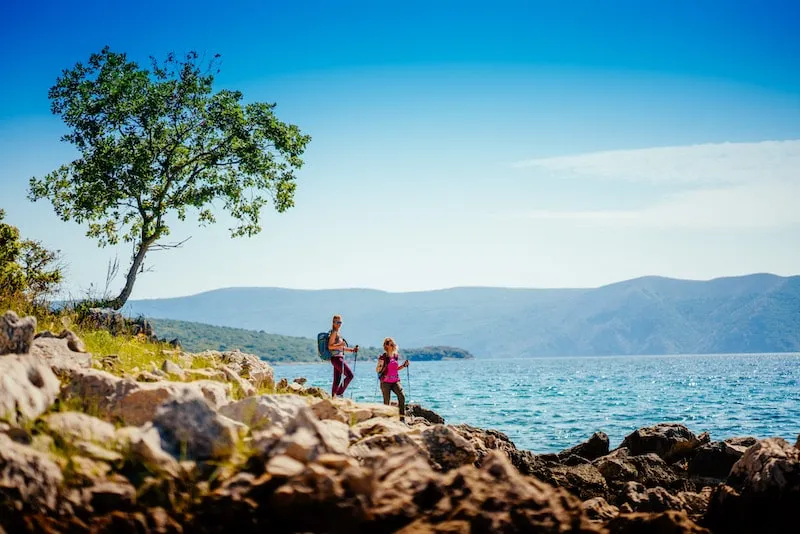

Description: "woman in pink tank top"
375 337 409 421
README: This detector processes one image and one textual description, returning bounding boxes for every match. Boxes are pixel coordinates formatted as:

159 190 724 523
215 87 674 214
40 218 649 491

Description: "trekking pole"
350 345 358 400
406 361 411 403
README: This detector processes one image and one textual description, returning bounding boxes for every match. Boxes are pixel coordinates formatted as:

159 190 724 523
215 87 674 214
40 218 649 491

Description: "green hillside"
150 318 475 363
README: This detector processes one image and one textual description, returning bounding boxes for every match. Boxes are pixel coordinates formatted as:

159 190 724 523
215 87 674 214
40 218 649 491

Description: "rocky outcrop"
29 331 92 378
196 349 274 390
620 423 708 462
688 438 755 480
63 368 231 425
0 433 63 515
0 354 60 424
0 310 36 355
704 437 800 533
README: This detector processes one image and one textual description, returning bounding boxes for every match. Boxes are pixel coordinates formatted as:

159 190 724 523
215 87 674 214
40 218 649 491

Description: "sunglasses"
334 321 342 324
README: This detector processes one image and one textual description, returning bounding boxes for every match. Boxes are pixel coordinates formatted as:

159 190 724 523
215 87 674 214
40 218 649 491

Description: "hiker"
376 337 409 421
328 314 358 397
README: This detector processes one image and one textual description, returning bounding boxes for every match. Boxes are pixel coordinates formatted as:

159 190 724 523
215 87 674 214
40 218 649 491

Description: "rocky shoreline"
1 310 798 533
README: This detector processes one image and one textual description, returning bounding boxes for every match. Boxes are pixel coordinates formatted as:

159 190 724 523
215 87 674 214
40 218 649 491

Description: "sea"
273 353 800 454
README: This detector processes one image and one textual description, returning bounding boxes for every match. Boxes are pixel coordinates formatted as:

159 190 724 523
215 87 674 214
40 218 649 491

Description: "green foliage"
0 209 63 306
151 318 318 362
150 317 474 363
29 47 311 309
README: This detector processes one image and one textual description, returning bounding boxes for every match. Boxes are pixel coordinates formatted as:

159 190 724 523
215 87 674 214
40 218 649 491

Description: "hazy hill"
127 273 800 358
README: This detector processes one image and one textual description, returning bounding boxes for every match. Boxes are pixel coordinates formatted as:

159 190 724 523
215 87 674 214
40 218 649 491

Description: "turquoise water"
272 353 800 453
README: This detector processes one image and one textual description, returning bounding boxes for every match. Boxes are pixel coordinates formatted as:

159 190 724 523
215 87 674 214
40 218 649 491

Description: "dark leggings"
331 356 353 396
380 381 406 417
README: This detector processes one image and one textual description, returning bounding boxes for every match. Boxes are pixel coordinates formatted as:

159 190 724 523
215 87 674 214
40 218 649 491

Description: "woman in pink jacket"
375 337 409 421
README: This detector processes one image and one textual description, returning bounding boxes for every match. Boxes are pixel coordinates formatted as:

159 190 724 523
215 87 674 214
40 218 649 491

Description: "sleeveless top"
380 353 400 383
331 331 344 357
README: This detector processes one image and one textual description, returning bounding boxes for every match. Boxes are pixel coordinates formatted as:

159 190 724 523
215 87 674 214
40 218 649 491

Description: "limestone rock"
0 354 60 424
197 349 274 389
0 310 36 355
620 423 707 462
115 424 180 477
161 359 185 380
43 412 116 444
0 433 63 514
64 368 230 425
29 334 94 378
152 389 239 461
219 393 309 430
621 481 685 513
220 364 256 397
311 398 348 423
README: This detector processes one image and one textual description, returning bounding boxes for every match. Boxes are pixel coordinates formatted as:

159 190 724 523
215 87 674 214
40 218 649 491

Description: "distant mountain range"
126 274 800 358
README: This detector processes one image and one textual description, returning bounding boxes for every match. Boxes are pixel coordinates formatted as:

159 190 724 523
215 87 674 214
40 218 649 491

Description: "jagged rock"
197 350 274 389
417 424 478 471
302 386 328 399
161 360 185 380
620 423 708 462
0 310 36 355
677 489 710 518
276 377 289 390
266 454 305 477
406 403 445 424
74 441 124 464
293 377 307 385
688 439 752 480
185 368 225 381
548 463 610 501
0 354 60 424
607 510 711 533
352 417 410 440
620 481 684 513
136 371 163 382
43 412 116 444
220 394 309 430
0 433 63 514
559 431 610 462
582 496 619 521
152 390 240 461
64 368 231 425
30 334 93 379
704 437 800 534
68 456 112 486
372 450 602 533
85 478 137 515
220 364 256 397
450 424 520 466
311 398 348 423
115 425 180 477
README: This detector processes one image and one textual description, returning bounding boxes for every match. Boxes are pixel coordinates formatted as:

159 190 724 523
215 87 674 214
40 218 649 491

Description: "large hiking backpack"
317 330 348 360
317 331 333 360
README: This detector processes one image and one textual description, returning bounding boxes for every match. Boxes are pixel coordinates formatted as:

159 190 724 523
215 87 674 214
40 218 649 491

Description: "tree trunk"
108 238 152 310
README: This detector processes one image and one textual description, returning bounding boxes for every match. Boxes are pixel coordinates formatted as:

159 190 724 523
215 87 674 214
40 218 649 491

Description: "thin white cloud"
513 140 800 185
519 182 800 229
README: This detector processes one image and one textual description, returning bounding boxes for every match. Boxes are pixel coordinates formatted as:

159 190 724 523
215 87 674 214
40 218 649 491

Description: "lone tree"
30 47 310 309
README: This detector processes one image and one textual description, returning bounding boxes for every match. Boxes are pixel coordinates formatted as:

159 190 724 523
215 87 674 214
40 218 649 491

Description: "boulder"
620 423 707 462
582 496 619 522
352 417 411 440
152 389 240 461
311 398 348 423
559 431 610 462
43 412 116 444
64 368 230 426
0 433 63 514
198 350 274 389
115 425 180 477
620 481 685 513
406 403 445 424
688 439 751 480
607 510 711 534
161 360 185 380
704 437 800 534
547 463 610 501
219 394 309 430
0 310 36 355
220 364 256 397
0 354 60 424
416 425 478 471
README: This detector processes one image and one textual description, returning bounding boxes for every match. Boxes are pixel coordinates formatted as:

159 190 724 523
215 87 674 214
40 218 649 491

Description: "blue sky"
1 0 799 299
